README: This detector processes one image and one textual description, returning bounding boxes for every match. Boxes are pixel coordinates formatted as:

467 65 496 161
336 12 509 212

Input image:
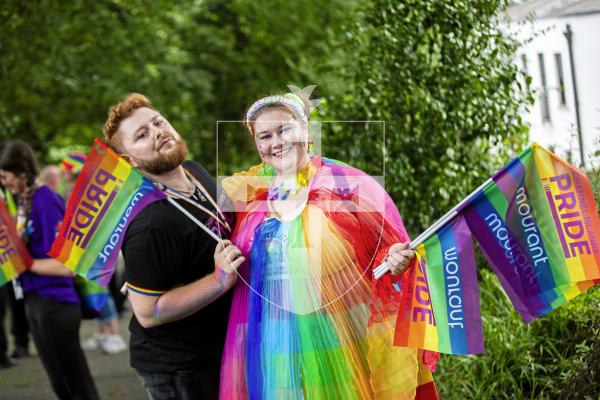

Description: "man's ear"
120 154 137 168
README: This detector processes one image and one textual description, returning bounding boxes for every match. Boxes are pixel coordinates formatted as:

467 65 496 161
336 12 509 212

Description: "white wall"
511 13 600 167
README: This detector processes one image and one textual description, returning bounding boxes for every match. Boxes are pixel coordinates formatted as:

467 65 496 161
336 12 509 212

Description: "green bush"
331 0 532 236
435 269 600 399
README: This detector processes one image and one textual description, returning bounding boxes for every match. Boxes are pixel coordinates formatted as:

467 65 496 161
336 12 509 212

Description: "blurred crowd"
0 148 127 378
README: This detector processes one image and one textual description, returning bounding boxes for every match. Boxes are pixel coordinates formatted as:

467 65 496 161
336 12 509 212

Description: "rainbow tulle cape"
220 156 437 400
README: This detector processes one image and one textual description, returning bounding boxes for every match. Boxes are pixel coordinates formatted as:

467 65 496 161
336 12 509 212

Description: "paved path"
0 308 147 400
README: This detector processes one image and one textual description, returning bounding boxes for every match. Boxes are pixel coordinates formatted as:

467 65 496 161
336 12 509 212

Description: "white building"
506 0 600 167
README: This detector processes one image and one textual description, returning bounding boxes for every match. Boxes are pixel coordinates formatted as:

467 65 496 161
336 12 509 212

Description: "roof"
507 0 600 21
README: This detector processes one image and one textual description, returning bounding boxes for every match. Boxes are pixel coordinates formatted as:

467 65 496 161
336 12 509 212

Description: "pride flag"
0 199 32 286
462 144 600 322
74 275 109 319
49 139 165 286
394 215 483 355
60 151 87 174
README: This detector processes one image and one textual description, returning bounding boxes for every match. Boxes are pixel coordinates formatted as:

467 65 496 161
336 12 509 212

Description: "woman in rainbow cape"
219 87 438 399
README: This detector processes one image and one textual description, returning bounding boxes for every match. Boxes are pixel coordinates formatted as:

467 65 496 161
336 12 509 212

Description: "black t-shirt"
122 160 234 373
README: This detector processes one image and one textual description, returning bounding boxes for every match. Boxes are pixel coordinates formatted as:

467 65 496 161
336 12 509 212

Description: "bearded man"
102 93 243 399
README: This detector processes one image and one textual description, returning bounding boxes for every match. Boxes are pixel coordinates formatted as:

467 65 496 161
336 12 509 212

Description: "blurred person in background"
0 183 17 369
0 139 99 400
39 165 62 194
0 179 30 362
0 286 17 369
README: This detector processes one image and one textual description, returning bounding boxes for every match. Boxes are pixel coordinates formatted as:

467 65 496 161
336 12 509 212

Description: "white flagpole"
373 177 493 280
166 197 222 242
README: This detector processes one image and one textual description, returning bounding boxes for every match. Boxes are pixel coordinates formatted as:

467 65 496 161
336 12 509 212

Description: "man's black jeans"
136 367 220 400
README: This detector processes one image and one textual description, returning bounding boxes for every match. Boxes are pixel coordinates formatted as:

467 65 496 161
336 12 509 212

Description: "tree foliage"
0 0 358 171
1 0 531 236
328 0 532 235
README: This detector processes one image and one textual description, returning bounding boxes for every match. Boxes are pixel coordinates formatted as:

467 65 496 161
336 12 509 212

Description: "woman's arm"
30 258 75 277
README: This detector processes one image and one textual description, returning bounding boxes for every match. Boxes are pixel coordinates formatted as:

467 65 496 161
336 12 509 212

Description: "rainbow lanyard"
160 169 231 233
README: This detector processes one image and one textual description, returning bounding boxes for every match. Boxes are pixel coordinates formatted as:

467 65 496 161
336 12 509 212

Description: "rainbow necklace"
267 162 314 201
268 180 303 201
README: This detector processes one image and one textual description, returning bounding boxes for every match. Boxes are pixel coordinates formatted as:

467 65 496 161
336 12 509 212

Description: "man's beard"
137 138 189 175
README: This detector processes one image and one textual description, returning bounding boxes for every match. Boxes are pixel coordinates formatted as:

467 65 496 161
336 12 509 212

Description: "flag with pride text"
0 199 32 286
49 139 166 287
394 215 483 355
462 144 600 323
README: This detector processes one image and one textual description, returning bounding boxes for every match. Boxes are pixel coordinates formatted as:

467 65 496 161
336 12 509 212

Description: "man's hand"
213 240 245 288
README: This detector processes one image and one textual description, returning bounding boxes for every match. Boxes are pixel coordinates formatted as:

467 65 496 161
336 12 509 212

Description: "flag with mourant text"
49 139 166 287
394 215 483 355
461 144 600 323
0 199 32 286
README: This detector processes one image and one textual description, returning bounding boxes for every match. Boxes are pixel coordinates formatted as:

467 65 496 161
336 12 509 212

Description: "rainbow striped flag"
49 139 166 286
462 144 600 323
74 275 109 318
60 151 87 174
0 199 32 286
394 215 483 355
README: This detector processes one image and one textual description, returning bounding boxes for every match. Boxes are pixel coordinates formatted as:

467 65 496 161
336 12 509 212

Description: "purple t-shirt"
19 185 79 304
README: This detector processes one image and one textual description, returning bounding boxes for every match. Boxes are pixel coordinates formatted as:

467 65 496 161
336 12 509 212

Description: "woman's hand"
385 242 415 275
213 240 245 288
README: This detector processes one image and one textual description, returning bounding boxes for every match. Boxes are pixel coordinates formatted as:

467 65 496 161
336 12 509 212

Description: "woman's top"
220 156 437 400
19 185 78 304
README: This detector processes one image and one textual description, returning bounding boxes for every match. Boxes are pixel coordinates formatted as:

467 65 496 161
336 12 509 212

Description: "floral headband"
244 93 307 135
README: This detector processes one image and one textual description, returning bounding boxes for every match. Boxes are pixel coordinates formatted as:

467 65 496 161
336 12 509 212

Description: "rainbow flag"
0 199 32 286
462 144 600 322
49 139 166 286
60 151 87 174
394 215 483 355
74 275 109 319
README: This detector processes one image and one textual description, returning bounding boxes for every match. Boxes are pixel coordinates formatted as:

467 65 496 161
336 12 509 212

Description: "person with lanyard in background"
102 93 242 400
0 139 100 400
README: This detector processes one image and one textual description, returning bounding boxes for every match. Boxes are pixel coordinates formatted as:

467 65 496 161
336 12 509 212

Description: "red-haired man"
103 93 242 399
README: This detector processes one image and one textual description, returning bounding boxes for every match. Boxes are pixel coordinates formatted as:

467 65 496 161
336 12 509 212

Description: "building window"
538 53 551 122
521 54 529 92
554 53 567 106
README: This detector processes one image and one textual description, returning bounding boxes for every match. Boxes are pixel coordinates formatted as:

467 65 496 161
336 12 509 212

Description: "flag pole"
409 177 493 248
374 177 493 280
